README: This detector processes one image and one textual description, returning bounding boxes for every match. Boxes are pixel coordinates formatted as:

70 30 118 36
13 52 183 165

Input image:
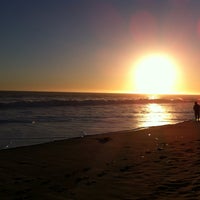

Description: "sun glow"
134 54 177 94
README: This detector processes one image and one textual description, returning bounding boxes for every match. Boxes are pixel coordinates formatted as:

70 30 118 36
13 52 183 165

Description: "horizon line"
0 89 200 96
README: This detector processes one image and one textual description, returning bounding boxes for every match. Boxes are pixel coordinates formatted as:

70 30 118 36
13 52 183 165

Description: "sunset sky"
1 0 200 94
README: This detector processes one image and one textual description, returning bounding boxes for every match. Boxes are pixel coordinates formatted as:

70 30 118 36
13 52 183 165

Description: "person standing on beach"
193 102 200 121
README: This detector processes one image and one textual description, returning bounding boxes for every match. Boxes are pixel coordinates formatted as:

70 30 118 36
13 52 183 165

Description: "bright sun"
134 54 177 94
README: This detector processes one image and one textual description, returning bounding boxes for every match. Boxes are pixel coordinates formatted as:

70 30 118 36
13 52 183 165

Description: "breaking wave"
0 98 191 109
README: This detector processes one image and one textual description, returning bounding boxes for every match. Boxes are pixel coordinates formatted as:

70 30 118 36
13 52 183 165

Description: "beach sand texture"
0 120 200 199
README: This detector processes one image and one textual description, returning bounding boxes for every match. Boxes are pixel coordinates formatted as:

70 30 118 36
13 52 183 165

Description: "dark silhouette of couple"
193 101 200 121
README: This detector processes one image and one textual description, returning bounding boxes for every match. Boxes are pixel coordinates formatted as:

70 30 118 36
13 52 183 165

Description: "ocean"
0 91 198 149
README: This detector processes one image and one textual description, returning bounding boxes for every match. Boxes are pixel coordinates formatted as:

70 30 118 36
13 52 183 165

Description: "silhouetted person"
193 101 200 121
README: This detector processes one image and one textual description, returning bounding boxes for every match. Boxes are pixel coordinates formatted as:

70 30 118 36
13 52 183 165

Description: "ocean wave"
0 98 191 109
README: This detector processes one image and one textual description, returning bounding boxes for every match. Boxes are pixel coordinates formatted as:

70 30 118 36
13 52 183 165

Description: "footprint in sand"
185 148 194 153
75 176 89 184
39 180 51 185
82 167 91 172
159 155 167 160
120 165 133 172
65 173 71 178
96 137 112 144
85 180 96 186
48 184 66 193
97 171 107 177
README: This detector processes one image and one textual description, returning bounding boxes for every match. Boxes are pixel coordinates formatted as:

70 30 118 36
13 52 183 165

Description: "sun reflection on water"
141 103 172 127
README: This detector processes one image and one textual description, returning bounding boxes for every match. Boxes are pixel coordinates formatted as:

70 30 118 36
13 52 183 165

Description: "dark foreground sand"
0 120 200 199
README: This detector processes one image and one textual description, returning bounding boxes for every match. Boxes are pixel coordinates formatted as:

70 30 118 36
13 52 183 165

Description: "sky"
1 0 200 94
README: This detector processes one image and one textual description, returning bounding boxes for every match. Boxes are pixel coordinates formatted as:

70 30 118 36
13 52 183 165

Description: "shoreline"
0 120 183 151
1 120 200 199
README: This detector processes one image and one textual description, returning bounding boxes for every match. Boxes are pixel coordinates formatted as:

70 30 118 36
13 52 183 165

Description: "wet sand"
0 120 200 199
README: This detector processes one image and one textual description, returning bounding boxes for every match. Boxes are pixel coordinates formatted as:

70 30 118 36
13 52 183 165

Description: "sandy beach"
0 120 200 199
